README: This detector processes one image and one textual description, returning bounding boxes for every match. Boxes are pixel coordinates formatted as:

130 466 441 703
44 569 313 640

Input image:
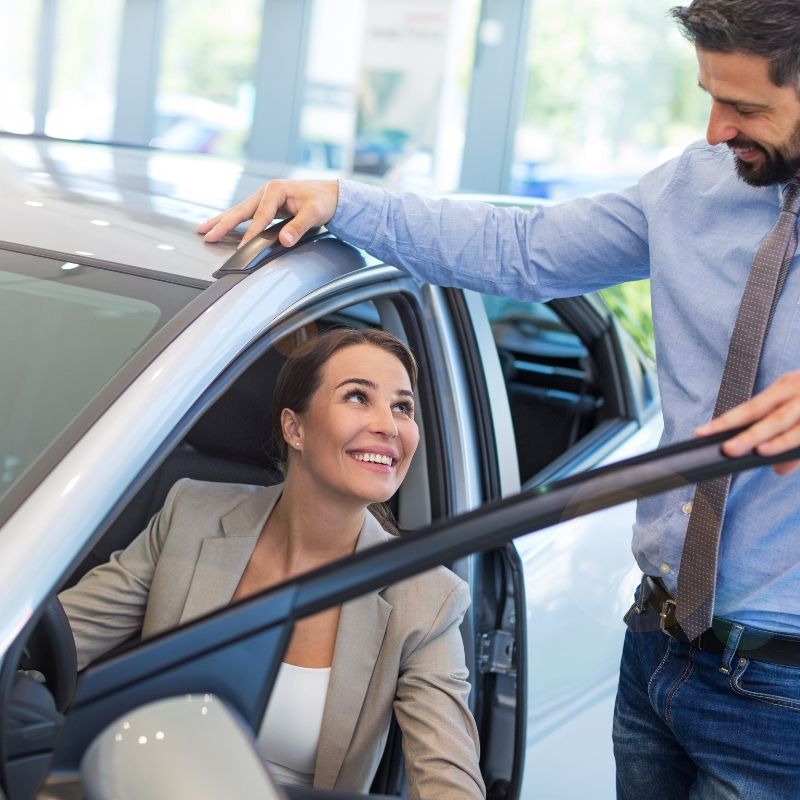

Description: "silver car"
0 135 782 800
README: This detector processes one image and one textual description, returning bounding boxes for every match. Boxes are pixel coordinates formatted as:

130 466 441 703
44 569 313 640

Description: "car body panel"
0 134 340 283
516 414 663 798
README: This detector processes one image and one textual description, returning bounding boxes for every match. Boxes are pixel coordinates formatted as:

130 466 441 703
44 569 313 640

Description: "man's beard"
730 122 800 186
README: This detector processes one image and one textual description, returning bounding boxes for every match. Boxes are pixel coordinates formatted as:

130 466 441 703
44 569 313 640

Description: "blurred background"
0 0 709 352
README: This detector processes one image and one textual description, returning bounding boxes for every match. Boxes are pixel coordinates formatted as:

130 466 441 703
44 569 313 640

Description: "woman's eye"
393 401 414 417
344 390 367 404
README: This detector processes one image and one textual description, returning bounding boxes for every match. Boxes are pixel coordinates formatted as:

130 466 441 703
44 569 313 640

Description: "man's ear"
281 408 303 448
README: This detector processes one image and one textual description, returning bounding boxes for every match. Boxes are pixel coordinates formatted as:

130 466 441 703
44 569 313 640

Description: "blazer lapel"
313 516 395 790
179 484 283 624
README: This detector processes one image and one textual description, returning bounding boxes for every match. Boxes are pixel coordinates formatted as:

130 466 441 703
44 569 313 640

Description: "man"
199 2 800 796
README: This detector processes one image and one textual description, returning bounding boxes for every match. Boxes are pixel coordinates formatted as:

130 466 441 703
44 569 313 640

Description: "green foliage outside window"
600 280 654 359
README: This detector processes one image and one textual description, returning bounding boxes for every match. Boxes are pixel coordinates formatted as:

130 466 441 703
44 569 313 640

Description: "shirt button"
660 563 671 575
682 501 693 515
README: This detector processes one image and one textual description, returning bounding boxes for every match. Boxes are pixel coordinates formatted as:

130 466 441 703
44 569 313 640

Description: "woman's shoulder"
382 564 468 609
155 479 282 543
164 477 277 514
361 513 469 613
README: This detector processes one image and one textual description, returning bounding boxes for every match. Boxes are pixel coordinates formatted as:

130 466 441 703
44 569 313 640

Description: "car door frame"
45 430 800 784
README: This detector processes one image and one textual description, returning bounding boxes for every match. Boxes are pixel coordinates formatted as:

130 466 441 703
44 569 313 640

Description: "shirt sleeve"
59 479 184 670
328 176 657 301
393 579 486 800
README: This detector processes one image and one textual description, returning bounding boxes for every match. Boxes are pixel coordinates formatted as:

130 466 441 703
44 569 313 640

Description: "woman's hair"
271 327 418 533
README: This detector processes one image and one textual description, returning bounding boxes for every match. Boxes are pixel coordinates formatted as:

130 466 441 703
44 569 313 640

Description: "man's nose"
706 101 739 146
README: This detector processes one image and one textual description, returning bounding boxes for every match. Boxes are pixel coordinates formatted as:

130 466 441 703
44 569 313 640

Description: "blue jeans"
613 601 800 799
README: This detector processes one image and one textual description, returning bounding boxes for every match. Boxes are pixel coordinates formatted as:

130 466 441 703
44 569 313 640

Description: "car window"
480 293 608 484
599 279 654 359
61 293 434 586
0 249 201 502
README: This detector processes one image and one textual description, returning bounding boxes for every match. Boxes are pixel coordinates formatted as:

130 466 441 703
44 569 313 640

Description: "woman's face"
286 344 419 505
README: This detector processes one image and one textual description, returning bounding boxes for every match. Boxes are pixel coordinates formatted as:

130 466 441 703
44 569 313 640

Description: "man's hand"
197 179 339 249
695 371 800 475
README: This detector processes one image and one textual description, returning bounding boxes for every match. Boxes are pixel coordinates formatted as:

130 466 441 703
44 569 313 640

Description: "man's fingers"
279 203 324 247
196 212 225 234
721 416 792 456
691 372 800 465
197 179 338 247
696 396 771 438
239 190 283 248
773 458 800 476
695 377 798 438
201 197 261 243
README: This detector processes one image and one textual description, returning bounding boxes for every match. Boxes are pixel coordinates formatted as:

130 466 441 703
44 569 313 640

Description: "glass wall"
300 0 481 192
0 0 709 203
513 0 709 200
0 2 42 134
45 0 124 141
152 0 262 156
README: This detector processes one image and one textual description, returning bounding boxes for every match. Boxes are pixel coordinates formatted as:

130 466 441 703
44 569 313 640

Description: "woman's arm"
58 479 184 670
393 579 486 800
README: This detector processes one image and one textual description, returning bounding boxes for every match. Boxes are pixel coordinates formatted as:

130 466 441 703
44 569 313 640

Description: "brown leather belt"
642 575 800 668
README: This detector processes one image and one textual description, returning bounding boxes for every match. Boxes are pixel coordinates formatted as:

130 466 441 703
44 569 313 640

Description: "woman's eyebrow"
335 377 377 390
335 378 414 398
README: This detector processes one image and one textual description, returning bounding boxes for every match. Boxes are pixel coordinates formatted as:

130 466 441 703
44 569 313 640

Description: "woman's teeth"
352 452 393 466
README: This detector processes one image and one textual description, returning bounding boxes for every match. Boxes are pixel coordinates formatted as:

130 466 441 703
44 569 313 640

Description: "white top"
257 661 332 787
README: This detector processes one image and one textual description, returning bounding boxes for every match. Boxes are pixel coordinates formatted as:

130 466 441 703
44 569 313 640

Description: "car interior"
479 293 640 486
3 281 643 799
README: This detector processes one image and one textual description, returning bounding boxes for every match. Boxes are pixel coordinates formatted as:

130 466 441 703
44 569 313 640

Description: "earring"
294 442 301 448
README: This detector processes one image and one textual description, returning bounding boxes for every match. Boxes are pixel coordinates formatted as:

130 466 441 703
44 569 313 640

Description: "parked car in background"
1 133 782 800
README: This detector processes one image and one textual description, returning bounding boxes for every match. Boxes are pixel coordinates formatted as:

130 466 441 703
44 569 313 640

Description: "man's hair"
671 1 800 88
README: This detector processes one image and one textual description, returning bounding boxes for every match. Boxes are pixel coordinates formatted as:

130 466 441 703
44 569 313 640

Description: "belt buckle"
659 598 677 638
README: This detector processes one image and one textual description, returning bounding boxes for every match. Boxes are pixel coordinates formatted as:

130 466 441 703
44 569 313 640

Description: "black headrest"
186 348 287 467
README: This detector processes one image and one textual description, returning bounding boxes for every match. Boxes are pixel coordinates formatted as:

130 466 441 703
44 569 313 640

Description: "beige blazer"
61 479 485 798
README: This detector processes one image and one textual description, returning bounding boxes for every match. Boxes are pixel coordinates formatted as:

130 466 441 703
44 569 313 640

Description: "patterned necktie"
675 179 800 642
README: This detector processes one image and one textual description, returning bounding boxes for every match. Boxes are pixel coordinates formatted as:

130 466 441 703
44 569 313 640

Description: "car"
0 133 791 800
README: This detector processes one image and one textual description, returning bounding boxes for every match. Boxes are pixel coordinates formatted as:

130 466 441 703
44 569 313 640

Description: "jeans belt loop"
659 597 677 638
720 622 745 675
632 574 649 615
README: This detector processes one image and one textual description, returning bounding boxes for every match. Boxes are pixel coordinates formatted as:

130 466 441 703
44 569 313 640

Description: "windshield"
0 249 202 502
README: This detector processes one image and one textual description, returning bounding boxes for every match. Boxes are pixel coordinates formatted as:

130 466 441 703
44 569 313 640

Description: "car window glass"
480 294 602 484
0 250 200 501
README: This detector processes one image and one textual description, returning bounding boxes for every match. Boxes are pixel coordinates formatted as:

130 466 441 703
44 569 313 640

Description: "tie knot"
782 179 800 216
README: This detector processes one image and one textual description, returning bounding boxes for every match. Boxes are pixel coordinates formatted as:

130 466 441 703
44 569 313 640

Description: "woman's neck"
263 473 366 574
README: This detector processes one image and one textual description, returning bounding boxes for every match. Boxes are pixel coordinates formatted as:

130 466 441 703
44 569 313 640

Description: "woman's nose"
371 405 399 437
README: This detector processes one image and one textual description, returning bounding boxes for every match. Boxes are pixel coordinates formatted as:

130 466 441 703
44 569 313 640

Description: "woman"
60 328 486 799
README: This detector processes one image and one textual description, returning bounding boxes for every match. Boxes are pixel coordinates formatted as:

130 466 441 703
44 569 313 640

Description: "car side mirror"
80 694 286 800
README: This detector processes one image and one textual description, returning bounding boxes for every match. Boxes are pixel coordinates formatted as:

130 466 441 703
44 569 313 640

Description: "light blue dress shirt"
328 140 800 634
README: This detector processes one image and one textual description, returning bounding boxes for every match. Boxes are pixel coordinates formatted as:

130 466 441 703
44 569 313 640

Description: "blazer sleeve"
393 579 486 800
59 479 185 670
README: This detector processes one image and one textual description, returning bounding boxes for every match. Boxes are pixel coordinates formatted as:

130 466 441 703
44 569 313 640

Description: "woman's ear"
281 408 303 450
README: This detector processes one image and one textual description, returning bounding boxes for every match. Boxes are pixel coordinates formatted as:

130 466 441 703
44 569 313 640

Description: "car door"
447 286 663 797
32 428 798 800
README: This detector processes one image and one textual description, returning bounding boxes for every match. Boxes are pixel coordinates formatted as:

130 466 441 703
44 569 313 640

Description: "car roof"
0 134 338 284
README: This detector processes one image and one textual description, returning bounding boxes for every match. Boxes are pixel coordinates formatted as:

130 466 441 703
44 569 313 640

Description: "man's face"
697 48 800 186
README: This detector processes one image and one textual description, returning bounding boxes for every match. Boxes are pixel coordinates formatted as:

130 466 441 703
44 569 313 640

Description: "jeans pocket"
730 657 800 711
